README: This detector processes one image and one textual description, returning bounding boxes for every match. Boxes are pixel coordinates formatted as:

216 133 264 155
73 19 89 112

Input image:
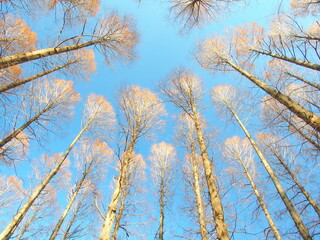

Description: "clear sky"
3 0 319 239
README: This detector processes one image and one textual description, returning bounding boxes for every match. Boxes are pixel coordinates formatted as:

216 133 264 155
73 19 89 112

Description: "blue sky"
3 0 319 239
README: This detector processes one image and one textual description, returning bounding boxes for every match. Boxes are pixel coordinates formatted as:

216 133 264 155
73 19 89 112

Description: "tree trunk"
190 143 208 240
99 137 137 240
190 104 230 240
226 59 320 133
0 119 92 240
49 173 88 240
158 168 165 240
0 61 76 93
238 157 282 240
253 49 320 72
0 38 105 70
226 104 312 240
0 103 53 149
284 71 320 91
269 149 320 218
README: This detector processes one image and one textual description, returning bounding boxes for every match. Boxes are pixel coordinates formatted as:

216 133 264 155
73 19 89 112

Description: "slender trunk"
269 149 320 218
111 173 130 240
62 209 77 240
226 59 320 133
99 137 137 240
237 157 282 240
158 168 165 240
49 173 88 240
253 49 320 72
190 104 230 240
0 38 106 69
271 104 320 151
0 104 53 148
0 119 92 240
0 61 76 93
284 71 320 91
190 143 208 240
226 104 312 240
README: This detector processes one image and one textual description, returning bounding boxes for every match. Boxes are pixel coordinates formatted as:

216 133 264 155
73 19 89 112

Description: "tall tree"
149 142 176 240
0 13 138 69
177 113 209 240
197 32 320 132
223 136 282 240
0 94 115 239
161 68 230 240
0 79 80 150
49 138 112 240
211 84 313 240
99 85 166 240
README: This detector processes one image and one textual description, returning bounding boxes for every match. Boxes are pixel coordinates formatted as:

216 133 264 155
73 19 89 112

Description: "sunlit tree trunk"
224 59 320 133
0 119 92 240
189 143 208 240
266 145 320 218
49 174 87 240
99 136 137 240
253 49 320 72
190 103 229 240
225 103 312 240
0 61 76 93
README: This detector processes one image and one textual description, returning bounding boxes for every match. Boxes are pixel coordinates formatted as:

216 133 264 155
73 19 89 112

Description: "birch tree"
161 68 230 240
211 84 313 240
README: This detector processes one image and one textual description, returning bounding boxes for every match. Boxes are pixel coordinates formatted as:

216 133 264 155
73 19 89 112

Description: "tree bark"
49 173 88 240
237 156 282 240
99 136 137 240
0 38 105 70
190 103 230 240
190 143 208 240
158 167 165 240
0 61 76 93
226 104 312 240
0 119 92 240
253 49 320 72
226 59 320 133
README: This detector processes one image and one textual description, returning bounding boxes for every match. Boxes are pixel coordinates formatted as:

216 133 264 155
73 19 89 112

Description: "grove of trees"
0 0 319 239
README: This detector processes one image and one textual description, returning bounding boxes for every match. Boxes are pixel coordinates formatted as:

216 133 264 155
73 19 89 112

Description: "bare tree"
160 68 230 240
223 136 282 240
211 84 313 240
49 138 112 240
197 32 320 132
177 113 209 240
99 85 166 240
0 13 138 69
0 94 115 239
149 142 177 240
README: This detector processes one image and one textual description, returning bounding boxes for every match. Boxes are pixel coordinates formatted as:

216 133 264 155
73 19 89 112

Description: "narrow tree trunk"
284 71 320 91
190 104 230 240
49 173 88 240
111 172 130 240
99 137 137 240
62 209 77 240
253 49 320 72
226 59 320 133
158 169 165 240
269 149 320 218
0 119 92 240
0 104 53 148
237 157 282 240
270 104 320 151
190 143 208 240
226 104 312 240
0 61 76 93
0 38 106 69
